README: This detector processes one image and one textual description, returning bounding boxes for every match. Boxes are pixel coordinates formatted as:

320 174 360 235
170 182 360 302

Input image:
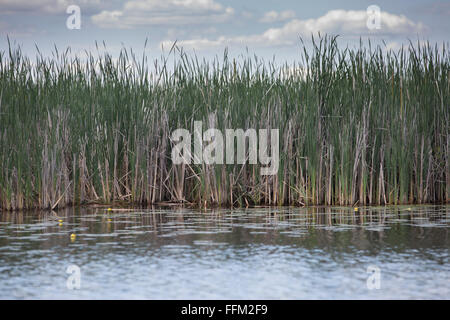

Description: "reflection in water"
0 205 448 299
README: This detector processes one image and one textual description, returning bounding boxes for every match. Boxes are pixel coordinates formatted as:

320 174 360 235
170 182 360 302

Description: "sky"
0 0 449 62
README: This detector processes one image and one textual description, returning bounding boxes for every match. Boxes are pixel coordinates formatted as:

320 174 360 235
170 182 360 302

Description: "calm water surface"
0 205 448 299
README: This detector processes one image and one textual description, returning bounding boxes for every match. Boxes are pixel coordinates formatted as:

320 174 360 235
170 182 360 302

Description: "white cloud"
162 9 428 49
260 10 296 23
260 10 426 44
0 0 104 14
92 0 234 29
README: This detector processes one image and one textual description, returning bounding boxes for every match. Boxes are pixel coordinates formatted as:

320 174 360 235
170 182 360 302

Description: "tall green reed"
0 35 448 210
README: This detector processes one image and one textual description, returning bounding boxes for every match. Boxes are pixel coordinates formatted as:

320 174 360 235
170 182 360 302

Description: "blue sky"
0 0 449 61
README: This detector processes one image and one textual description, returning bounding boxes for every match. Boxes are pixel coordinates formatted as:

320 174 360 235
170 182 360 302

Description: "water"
0 205 448 299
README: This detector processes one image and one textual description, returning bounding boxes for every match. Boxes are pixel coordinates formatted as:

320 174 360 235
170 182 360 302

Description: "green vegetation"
0 35 448 210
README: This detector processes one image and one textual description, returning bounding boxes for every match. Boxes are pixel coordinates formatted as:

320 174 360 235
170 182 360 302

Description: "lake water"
0 205 448 299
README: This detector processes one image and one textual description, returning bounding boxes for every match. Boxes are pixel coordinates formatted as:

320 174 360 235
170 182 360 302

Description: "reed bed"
0 35 448 210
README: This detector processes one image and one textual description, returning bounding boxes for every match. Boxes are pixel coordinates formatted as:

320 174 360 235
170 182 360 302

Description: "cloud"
161 9 428 49
91 0 234 29
0 0 105 14
260 10 427 44
260 10 296 23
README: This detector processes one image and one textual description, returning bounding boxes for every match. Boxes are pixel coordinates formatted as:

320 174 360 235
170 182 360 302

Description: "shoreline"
1 200 448 214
